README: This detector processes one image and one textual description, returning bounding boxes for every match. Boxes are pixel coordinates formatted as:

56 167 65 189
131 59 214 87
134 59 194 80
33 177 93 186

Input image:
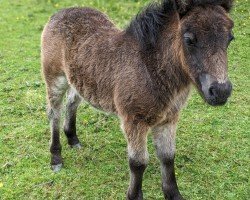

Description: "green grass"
0 0 249 199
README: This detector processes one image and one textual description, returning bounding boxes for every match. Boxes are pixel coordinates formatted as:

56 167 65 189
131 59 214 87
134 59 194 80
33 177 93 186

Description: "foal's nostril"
208 86 216 97
206 81 232 106
199 73 232 106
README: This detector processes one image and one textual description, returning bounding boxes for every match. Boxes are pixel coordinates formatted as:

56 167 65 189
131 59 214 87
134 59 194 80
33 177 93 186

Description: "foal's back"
47 7 118 41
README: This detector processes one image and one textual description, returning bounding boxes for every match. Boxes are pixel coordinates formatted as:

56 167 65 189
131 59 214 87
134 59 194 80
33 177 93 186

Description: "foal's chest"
156 86 191 125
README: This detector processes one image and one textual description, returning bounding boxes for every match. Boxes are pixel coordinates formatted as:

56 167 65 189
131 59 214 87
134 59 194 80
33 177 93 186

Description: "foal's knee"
128 143 149 165
128 149 148 181
128 157 147 176
153 123 177 162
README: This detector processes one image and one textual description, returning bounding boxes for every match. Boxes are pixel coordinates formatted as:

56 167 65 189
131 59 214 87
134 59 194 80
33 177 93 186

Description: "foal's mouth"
197 74 233 106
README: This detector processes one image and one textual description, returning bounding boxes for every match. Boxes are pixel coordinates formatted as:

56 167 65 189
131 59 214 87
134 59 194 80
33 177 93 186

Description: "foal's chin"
204 96 228 106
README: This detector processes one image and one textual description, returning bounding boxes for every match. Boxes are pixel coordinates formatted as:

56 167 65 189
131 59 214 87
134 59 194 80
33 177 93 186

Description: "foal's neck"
143 26 190 95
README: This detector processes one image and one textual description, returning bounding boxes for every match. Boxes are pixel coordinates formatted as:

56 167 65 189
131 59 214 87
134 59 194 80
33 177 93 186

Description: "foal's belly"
81 90 117 114
68 75 117 114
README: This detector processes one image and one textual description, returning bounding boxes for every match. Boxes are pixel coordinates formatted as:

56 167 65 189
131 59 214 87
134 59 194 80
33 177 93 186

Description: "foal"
41 0 234 199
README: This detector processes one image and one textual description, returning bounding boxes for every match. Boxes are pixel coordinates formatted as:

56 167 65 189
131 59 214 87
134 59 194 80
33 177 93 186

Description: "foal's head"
179 0 234 106
127 0 234 105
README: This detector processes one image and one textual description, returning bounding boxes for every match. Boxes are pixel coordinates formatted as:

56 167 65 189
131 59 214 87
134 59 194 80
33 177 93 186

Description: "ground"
0 0 249 199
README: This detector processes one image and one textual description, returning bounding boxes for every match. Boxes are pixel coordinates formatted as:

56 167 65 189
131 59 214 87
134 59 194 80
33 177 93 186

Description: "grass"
0 0 249 199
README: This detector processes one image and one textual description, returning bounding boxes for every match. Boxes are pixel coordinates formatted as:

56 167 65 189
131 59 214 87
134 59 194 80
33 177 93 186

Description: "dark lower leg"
49 114 63 171
64 89 81 147
50 130 62 166
64 111 80 146
127 159 147 200
161 159 183 200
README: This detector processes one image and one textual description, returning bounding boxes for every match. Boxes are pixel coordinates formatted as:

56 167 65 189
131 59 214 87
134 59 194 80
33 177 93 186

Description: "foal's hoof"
126 190 143 200
70 143 82 149
172 195 184 200
51 163 63 172
164 194 185 200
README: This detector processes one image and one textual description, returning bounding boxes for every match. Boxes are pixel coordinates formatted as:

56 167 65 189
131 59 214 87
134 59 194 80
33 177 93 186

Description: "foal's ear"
220 0 234 12
175 0 190 16
175 0 234 16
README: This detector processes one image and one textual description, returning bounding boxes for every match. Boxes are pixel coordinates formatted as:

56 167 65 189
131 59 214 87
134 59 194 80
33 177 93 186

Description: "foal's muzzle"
199 74 232 106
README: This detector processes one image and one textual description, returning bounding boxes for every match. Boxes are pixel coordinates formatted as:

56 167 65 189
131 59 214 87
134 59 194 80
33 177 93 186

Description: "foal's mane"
126 0 233 50
126 0 176 50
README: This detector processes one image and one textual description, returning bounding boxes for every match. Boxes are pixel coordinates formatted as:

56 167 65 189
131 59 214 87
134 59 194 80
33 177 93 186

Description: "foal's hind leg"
121 118 149 200
46 76 68 172
64 87 82 148
152 120 184 200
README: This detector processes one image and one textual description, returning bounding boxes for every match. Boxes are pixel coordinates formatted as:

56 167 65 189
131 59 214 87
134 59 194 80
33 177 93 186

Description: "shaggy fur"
126 0 177 49
41 0 234 199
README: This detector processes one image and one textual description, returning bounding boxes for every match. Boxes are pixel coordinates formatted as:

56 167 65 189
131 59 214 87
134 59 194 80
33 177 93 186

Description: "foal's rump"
41 7 121 113
46 7 118 46
41 7 118 68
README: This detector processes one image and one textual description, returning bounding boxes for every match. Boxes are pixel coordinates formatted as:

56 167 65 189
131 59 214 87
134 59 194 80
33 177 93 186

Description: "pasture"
0 0 249 199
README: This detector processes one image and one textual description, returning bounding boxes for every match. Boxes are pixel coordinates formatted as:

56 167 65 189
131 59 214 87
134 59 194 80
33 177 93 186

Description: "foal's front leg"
122 119 149 200
152 122 184 200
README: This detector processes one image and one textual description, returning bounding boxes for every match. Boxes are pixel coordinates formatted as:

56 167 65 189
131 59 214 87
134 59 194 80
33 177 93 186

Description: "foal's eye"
184 32 196 46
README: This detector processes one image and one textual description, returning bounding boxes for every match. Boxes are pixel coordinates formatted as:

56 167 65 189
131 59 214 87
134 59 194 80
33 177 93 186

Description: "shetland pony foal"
42 0 234 199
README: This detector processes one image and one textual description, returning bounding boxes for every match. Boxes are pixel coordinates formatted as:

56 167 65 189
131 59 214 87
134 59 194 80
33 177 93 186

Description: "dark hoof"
172 195 184 200
51 163 62 172
70 143 82 149
164 194 184 200
126 190 143 200
173 195 184 200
